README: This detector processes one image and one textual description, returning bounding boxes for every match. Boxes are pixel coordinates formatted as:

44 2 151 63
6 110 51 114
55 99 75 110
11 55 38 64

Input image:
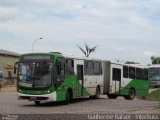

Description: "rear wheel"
124 89 135 100
34 101 40 105
64 91 70 105
107 94 117 99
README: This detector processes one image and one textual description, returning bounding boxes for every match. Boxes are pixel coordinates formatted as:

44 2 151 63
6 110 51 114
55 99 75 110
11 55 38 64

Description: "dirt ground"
0 85 16 92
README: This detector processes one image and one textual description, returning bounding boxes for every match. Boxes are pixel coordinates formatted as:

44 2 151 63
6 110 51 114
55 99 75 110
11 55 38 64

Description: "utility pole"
32 37 43 52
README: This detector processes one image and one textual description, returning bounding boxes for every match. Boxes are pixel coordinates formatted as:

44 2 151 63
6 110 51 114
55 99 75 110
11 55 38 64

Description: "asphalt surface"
0 92 159 115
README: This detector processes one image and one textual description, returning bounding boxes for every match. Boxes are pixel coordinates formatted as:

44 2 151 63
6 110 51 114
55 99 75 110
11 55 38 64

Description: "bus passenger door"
77 65 84 97
112 68 121 94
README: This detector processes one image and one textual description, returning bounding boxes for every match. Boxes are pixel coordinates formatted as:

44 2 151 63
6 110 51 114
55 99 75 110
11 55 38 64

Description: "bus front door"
77 65 84 97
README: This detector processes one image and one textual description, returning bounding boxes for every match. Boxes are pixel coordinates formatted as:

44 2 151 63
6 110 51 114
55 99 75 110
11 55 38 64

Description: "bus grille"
20 96 49 100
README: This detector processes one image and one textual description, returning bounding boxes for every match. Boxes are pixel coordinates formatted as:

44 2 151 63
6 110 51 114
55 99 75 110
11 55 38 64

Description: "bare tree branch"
77 45 86 56
77 43 97 57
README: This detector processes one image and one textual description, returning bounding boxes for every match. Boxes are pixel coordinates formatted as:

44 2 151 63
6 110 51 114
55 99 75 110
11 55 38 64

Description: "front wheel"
124 89 135 100
64 91 70 105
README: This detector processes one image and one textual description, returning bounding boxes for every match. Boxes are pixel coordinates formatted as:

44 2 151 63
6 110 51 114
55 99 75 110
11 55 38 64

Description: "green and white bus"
16 52 103 105
103 61 149 100
147 65 160 88
15 52 149 105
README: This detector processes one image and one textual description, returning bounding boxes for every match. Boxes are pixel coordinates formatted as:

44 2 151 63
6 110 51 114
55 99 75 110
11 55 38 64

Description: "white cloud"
0 0 160 64
0 7 24 21
114 48 124 52
142 51 157 57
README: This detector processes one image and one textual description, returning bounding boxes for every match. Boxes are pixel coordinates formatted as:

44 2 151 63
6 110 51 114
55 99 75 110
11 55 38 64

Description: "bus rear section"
103 61 149 100
148 65 160 88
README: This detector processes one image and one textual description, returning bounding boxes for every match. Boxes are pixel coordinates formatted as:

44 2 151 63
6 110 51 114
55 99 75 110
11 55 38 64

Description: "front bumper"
18 92 57 102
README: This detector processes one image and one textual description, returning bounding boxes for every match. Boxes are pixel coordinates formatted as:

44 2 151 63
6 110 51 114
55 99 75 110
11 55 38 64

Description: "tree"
151 56 160 64
124 61 140 64
77 43 97 57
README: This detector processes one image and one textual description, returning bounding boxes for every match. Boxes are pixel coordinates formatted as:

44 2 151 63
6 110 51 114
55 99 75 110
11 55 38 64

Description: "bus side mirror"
14 62 19 74
14 67 17 74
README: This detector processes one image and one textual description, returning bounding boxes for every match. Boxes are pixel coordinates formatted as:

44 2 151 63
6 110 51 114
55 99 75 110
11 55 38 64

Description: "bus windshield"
18 62 52 89
150 68 160 81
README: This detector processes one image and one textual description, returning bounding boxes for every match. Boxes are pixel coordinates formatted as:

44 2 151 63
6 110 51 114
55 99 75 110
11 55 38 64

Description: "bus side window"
66 59 74 75
94 61 100 75
129 67 135 79
57 59 65 77
123 66 128 78
112 68 121 81
87 61 93 75
56 59 65 88
143 69 148 80
84 60 87 75
136 68 143 80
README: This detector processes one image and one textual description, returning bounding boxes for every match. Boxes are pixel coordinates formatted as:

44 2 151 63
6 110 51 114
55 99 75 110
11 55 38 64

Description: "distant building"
0 49 20 84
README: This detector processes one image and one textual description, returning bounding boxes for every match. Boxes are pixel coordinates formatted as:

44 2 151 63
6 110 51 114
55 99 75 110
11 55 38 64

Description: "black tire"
95 86 101 99
107 94 117 99
89 96 95 99
69 90 73 101
35 101 40 105
124 89 135 100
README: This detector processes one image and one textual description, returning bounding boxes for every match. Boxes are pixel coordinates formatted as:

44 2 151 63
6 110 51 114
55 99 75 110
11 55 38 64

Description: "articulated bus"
15 52 149 105
147 65 160 88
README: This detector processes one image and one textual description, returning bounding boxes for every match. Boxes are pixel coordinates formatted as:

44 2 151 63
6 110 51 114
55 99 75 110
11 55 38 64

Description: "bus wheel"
35 101 40 105
124 89 135 100
95 86 100 99
107 94 117 99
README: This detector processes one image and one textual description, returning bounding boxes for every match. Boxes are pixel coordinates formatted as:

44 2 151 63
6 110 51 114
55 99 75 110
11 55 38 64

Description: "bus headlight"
47 90 50 93
19 90 22 93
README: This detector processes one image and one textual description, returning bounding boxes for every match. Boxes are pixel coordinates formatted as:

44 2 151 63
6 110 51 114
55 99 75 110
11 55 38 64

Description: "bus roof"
110 62 146 68
63 54 103 61
20 52 146 67
147 64 160 68
21 52 103 61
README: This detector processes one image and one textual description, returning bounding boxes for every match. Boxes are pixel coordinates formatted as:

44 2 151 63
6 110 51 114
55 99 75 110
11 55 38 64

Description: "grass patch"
146 89 160 101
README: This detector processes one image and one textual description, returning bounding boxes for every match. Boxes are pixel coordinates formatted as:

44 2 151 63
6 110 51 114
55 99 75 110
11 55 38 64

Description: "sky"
0 0 160 65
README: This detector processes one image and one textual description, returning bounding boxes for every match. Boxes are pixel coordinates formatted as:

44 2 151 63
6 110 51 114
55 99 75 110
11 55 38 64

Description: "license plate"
30 96 37 100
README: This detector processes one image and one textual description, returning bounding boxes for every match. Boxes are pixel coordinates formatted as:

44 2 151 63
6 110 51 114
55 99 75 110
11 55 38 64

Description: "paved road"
0 92 159 115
